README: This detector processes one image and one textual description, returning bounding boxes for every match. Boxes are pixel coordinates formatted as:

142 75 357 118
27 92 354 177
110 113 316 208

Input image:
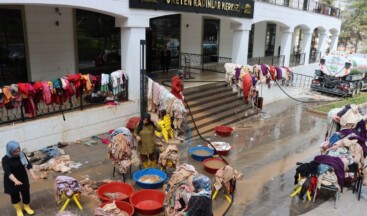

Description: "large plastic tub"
189 146 214 161
130 189 165 215
97 182 134 202
133 168 167 189
214 126 233 137
100 201 135 216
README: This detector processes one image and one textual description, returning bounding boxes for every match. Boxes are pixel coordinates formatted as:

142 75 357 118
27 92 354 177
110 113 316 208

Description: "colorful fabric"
192 174 212 199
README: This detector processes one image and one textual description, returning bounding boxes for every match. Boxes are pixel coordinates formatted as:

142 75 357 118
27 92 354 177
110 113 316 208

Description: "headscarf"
192 174 212 199
137 113 155 134
6 140 29 168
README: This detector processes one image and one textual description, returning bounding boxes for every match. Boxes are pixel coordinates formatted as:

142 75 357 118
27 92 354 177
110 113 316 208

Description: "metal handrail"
247 55 285 67
290 53 306 67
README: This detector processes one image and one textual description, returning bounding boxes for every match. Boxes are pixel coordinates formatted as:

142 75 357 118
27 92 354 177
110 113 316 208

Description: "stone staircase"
183 82 253 138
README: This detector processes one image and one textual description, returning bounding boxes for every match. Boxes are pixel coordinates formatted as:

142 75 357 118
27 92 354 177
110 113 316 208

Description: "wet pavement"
1 95 365 216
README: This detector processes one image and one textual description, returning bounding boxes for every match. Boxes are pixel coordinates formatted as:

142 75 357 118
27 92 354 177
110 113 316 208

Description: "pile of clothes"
54 176 82 201
94 201 129 216
33 154 81 173
294 103 367 198
213 165 244 194
163 164 197 216
158 145 179 168
108 132 132 174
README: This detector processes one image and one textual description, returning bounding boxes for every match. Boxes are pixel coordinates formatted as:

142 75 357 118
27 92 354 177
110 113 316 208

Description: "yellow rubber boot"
12 203 24 216
149 161 156 168
142 161 149 169
23 204 35 215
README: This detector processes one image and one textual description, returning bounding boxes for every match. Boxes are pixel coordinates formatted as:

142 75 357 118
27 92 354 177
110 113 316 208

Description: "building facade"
0 0 341 152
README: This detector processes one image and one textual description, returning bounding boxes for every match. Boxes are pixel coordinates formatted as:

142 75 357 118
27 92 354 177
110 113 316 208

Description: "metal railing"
180 53 286 73
289 53 306 67
247 55 285 67
0 78 128 125
290 72 313 88
309 51 321 64
180 53 232 73
256 0 340 18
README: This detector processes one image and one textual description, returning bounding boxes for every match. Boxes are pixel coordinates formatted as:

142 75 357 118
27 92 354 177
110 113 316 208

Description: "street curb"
306 107 327 118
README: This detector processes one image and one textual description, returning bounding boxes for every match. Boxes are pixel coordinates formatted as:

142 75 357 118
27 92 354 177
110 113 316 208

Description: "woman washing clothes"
181 174 213 216
134 113 162 168
2 141 40 216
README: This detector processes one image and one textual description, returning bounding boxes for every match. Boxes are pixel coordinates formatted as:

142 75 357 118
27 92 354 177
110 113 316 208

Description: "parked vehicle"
310 53 367 97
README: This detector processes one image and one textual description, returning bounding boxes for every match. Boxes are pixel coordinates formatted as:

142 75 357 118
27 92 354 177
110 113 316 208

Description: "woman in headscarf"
185 174 213 216
171 69 184 100
2 141 40 216
134 113 162 168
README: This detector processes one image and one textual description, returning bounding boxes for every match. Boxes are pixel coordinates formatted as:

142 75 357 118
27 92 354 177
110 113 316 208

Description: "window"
76 10 120 75
0 9 27 86
147 15 181 72
265 23 276 57
202 19 220 63
248 24 254 58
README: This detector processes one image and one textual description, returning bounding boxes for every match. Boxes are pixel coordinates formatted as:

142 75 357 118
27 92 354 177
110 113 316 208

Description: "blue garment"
6 140 28 168
317 164 331 174
328 133 341 147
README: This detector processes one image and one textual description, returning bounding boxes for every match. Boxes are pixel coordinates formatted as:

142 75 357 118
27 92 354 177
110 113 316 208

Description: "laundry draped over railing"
0 70 128 125
146 77 186 130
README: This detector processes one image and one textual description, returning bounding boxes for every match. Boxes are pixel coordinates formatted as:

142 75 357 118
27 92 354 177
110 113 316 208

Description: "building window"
76 10 120 75
202 19 220 63
248 24 254 58
0 9 27 86
147 15 181 73
265 23 276 57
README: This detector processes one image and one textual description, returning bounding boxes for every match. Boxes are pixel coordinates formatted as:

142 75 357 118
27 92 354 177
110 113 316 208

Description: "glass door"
202 19 220 63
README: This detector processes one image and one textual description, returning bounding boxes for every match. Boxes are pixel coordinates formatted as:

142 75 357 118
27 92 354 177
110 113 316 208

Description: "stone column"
232 23 251 65
330 32 339 52
280 28 293 67
317 31 328 57
301 30 312 65
118 17 149 101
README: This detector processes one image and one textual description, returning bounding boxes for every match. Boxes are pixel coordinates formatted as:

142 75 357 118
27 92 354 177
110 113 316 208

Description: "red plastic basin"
202 158 227 174
126 117 141 132
130 189 165 215
97 182 134 202
214 126 233 137
100 201 135 216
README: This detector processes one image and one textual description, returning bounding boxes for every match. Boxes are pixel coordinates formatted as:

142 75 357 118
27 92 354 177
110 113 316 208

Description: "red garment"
171 76 183 100
23 84 36 118
269 66 277 81
68 74 82 97
17 83 28 97
33 82 43 107
242 73 252 104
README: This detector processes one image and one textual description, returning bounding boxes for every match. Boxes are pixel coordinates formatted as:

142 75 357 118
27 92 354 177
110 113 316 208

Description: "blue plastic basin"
189 146 214 161
133 168 167 189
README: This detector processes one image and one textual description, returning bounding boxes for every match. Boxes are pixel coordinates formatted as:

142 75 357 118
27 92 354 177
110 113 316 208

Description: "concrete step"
185 84 230 101
189 100 247 120
190 97 243 114
188 104 251 128
184 82 227 95
186 91 236 107
188 108 258 138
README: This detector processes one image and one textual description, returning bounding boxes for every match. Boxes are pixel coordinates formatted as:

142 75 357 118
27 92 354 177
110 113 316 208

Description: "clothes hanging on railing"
147 77 186 130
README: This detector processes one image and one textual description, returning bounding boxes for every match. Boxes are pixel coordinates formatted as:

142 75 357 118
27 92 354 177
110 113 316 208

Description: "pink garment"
42 81 52 104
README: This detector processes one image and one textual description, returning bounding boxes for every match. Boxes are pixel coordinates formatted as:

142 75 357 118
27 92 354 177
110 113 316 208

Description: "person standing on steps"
171 69 184 101
2 141 40 216
161 45 171 74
